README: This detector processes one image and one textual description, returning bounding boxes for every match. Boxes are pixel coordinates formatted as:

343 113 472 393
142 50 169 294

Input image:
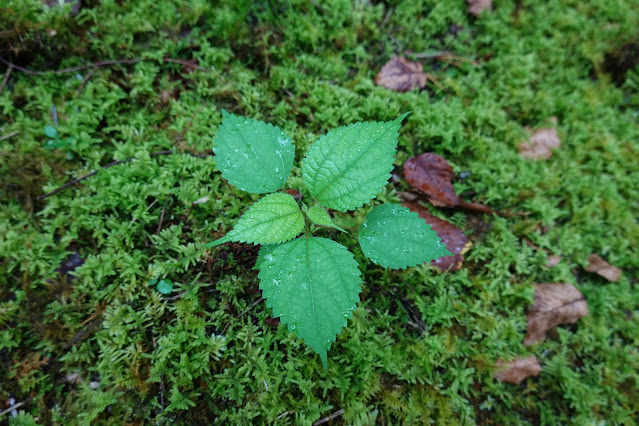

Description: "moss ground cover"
1 0 638 423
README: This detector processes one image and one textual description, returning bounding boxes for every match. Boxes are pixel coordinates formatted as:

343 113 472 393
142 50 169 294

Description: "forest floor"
1 0 638 424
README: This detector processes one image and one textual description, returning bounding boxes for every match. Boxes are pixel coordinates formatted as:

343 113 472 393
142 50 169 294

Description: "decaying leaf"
285 188 303 202
519 128 561 160
401 200 471 272
494 356 541 384
546 254 561 268
467 0 492 17
585 254 622 282
404 153 457 206
403 153 492 213
374 57 428 92
523 283 589 346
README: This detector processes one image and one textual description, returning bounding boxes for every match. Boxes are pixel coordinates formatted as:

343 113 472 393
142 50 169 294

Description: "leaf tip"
319 350 328 371
203 237 229 248
396 111 412 123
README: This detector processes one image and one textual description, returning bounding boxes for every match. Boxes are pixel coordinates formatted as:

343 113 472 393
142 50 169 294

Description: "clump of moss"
0 0 638 424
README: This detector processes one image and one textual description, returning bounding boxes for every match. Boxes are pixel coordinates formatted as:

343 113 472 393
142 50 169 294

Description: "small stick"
312 408 345 426
308 0 328 14
156 200 167 234
457 200 494 215
37 150 173 200
275 411 290 420
0 64 12 95
239 297 264 317
0 130 19 141
0 56 204 77
410 51 476 65
76 68 96 95
381 6 394 27
0 400 28 418
0 57 37 75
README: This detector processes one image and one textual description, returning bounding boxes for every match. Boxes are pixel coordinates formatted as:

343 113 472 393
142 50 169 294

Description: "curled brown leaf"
494 356 541 384
523 283 589 346
374 57 428 92
585 254 621 282
401 200 471 272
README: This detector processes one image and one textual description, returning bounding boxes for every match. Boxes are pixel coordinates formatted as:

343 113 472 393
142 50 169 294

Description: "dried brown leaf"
494 356 541 384
585 254 622 282
401 200 471 272
523 283 589 346
403 153 493 213
404 153 458 206
467 0 492 16
519 128 561 160
374 57 428 92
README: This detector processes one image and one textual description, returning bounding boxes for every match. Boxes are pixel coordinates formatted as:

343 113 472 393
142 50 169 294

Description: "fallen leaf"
401 200 472 272
494 356 541 384
404 153 457 206
523 283 589 346
467 0 492 17
403 153 493 213
519 128 560 160
585 254 621 282
546 254 561 268
374 57 428 92
265 317 280 327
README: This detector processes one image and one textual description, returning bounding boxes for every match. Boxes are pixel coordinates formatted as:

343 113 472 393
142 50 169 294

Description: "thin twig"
275 411 290 420
308 0 328 14
0 130 19 141
76 67 95 95
239 297 264 317
409 51 477 65
162 57 205 71
457 200 494 215
0 56 204 77
0 64 12 95
37 150 173 200
381 6 394 27
164 292 186 302
0 399 28 418
312 408 345 426
0 57 37 75
156 200 167 234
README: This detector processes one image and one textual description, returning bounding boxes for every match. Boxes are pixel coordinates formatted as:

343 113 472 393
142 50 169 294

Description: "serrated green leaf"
302 113 410 211
359 203 451 269
253 243 278 270
206 193 304 247
306 206 346 232
213 110 295 194
258 236 362 369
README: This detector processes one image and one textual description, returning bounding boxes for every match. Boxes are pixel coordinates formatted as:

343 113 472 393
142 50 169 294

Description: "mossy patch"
1 0 638 423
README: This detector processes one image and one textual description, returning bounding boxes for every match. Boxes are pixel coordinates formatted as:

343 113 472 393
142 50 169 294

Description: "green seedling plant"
43 125 76 159
206 110 451 368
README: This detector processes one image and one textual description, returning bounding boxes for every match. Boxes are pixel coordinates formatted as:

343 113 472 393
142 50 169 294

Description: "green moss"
1 0 638 423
